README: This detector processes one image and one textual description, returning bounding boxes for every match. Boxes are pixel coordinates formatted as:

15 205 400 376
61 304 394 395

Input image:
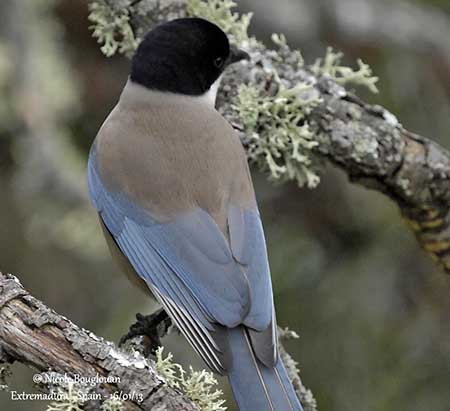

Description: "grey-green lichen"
278 328 317 411
237 82 322 188
271 33 304 67
353 131 379 161
155 347 226 411
236 32 380 188
278 326 300 340
42 373 126 411
89 0 140 57
233 32 324 188
101 397 125 411
311 47 379 94
89 0 254 57
236 33 322 188
46 382 84 411
186 0 252 43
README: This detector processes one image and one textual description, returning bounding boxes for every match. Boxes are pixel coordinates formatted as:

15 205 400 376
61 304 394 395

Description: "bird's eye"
214 57 224 68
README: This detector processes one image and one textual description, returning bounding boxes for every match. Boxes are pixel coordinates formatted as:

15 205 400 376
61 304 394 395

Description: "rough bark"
311 83 450 273
0 272 197 411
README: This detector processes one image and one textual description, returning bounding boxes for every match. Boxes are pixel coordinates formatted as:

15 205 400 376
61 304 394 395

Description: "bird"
88 17 302 411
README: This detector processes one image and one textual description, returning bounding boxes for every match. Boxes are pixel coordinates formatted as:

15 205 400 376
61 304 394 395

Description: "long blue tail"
226 327 303 411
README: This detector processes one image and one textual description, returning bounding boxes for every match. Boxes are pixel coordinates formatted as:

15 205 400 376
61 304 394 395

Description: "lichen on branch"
155 347 226 411
186 0 252 43
237 81 322 188
234 33 322 188
311 47 379 94
88 0 140 57
46 382 85 411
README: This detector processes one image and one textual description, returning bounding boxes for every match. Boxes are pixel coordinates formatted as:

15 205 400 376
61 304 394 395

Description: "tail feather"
227 326 302 411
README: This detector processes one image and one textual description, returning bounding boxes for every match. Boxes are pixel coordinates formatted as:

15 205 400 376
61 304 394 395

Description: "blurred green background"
1 0 450 410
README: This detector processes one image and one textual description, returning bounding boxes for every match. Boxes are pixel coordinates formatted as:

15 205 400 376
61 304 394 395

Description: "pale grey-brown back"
95 82 256 234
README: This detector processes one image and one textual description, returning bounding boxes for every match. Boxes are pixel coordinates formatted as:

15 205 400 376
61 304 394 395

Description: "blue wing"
88 145 275 371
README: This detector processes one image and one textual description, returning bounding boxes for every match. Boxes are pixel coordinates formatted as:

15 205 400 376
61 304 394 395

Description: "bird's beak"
228 44 251 65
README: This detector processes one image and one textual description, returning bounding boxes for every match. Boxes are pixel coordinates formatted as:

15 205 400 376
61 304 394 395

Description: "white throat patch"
200 75 222 107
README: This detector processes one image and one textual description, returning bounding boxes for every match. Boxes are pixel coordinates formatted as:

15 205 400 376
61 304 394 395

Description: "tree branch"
310 83 450 273
0 272 197 410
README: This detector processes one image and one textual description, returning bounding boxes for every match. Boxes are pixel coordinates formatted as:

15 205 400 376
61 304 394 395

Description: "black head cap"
130 18 249 95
